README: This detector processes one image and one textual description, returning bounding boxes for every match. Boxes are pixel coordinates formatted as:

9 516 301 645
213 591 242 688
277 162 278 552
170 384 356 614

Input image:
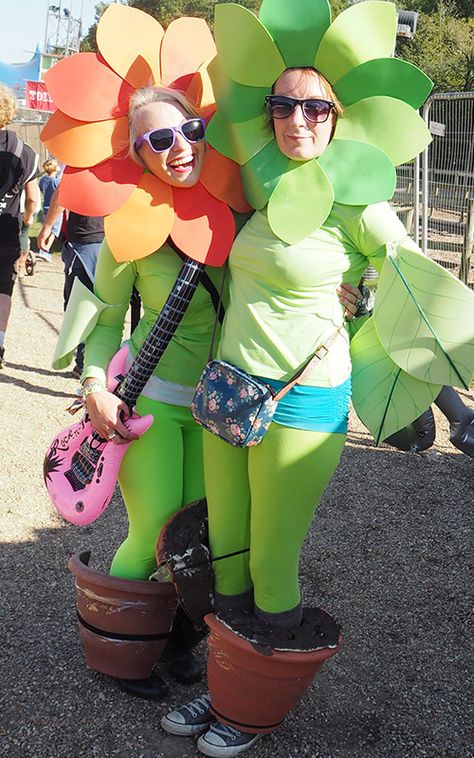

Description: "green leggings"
110 396 205 580
204 422 346 614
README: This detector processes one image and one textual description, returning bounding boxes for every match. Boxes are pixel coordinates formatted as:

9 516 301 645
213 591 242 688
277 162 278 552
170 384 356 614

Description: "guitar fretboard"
115 258 205 409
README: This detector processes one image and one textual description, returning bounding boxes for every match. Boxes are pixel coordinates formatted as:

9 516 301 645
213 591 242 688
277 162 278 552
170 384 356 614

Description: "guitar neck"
115 258 205 408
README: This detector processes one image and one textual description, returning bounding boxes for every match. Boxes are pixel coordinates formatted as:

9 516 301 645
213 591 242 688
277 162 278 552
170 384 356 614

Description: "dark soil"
218 606 342 652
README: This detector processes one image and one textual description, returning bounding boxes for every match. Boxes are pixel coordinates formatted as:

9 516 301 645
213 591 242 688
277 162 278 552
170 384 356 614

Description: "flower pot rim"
69 549 176 597
205 612 343 657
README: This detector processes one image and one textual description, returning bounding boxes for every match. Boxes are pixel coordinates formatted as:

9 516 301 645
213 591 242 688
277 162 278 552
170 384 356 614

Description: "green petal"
209 57 269 125
335 97 432 166
374 244 474 388
315 1 396 84
207 110 273 165
241 140 289 210
268 160 334 244
214 3 285 87
335 58 433 109
259 0 331 67
351 317 441 444
318 139 396 205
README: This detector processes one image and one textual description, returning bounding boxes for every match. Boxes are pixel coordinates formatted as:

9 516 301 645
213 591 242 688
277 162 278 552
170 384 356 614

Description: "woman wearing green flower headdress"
160 0 474 754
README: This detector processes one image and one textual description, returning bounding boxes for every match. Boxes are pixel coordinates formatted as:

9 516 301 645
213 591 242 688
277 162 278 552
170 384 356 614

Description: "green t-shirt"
83 239 226 388
218 201 420 387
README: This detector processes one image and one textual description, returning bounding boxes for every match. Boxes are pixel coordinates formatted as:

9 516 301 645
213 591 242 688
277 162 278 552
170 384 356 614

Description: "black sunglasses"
134 118 206 153
265 95 335 124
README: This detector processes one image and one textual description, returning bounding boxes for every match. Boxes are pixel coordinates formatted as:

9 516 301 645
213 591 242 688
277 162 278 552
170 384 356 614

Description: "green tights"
110 396 205 580
204 422 346 615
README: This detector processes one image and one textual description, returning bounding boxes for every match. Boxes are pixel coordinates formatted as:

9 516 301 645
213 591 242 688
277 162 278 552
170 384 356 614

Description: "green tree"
397 0 473 21
397 5 474 91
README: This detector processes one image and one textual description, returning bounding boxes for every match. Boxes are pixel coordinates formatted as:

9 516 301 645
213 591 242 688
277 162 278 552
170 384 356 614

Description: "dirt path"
0 256 472 758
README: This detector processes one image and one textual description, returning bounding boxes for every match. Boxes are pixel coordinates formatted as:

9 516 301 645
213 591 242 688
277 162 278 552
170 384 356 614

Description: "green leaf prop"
351 317 442 444
335 97 432 166
209 57 268 125
374 245 474 389
259 0 331 68
214 3 285 88
207 110 273 164
241 140 289 209
267 159 334 244
315 1 396 85
334 58 433 109
318 139 396 205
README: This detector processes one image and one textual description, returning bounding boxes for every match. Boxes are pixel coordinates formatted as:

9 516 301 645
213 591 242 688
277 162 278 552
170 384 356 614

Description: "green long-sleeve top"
83 239 226 388
218 201 420 387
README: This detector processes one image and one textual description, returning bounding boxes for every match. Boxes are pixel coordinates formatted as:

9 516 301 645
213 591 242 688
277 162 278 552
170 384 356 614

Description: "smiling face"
272 69 336 162
133 99 205 188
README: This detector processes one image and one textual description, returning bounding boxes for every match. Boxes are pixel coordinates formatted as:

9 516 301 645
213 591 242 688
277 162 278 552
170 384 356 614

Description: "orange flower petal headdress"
41 3 250 266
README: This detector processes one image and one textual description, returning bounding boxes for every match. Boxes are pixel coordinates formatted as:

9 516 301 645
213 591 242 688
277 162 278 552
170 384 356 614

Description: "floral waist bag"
191 325 344 448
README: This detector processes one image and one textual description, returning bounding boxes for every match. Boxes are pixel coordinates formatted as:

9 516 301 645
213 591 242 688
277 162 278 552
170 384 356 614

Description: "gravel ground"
0 256 472 758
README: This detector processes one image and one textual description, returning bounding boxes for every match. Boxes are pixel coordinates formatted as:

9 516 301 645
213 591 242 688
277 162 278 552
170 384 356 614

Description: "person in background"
0 84 39 368
37 158 62 263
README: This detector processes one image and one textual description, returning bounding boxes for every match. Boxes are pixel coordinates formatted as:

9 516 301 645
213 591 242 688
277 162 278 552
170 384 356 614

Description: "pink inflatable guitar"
44 257 207 526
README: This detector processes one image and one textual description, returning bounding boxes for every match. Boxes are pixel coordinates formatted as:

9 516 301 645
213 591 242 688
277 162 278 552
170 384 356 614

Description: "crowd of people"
2 1 473 757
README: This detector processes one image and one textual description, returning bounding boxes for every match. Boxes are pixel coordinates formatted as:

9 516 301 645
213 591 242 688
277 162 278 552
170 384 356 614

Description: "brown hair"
0 85 18 128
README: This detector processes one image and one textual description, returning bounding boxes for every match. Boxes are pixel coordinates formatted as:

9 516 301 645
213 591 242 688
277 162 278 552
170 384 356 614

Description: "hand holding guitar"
83 380 138 444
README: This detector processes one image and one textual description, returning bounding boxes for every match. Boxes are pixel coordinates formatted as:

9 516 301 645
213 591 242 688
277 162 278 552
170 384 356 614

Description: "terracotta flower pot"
68 550 178 679
205 611 343 735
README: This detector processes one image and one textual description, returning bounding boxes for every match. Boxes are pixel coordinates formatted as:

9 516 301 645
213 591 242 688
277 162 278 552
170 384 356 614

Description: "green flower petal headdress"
207 0 433 244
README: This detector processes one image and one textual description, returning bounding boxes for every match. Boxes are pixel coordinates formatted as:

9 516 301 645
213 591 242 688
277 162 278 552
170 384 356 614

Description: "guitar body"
43 346 154 526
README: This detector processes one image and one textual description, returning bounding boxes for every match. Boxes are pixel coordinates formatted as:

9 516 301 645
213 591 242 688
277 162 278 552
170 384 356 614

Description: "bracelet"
81 380 105 399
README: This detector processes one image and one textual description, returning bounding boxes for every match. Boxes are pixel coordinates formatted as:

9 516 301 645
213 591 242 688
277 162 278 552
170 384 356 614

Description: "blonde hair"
0 85 18 128
128 86 199 162
43 158 59 175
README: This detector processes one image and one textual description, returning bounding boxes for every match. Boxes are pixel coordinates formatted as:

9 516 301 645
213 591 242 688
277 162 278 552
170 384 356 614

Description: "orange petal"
41 111 129 168
171 183 235 267
200 147 252 213
58 160 143 216
44 52 134 122
185 60 217 119
104 174 174 262
160 17 216 87
97 4 162 89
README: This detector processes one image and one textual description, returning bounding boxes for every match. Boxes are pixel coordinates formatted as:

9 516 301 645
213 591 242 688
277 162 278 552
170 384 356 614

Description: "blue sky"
2 0 98 63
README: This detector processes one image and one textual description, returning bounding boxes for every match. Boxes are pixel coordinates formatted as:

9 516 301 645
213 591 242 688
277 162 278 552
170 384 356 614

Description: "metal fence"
391 92 474 287
11 112 49 165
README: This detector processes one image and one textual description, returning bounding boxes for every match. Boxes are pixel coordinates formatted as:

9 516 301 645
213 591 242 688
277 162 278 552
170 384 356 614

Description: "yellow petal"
97 4 163 89
104 174 174 262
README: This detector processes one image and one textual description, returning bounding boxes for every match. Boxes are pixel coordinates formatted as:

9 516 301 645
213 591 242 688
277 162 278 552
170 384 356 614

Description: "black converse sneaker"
197 723 262 757
161 693 213 736
0 346 4 369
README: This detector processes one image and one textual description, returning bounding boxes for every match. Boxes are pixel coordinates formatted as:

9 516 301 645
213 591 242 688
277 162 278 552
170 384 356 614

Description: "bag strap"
272 324 345 402
167 237 225 323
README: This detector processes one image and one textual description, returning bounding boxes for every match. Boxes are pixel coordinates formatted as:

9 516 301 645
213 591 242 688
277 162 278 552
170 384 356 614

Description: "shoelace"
183 693 211 718
209 723 244 741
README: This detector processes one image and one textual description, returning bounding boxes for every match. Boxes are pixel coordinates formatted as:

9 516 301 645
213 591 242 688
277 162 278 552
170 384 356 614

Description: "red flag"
25 80 56 112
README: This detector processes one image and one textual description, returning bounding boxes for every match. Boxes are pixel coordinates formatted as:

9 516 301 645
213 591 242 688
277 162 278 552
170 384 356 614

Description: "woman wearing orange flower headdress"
43 4 250 699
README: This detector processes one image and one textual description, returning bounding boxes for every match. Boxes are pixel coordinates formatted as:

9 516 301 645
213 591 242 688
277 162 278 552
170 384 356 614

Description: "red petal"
170 183 235 267
58 160 143 216
45 53 134 122
200 147 252 212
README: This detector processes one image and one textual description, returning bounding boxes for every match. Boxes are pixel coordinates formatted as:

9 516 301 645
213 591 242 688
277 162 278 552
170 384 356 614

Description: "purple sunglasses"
134 118 206 153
